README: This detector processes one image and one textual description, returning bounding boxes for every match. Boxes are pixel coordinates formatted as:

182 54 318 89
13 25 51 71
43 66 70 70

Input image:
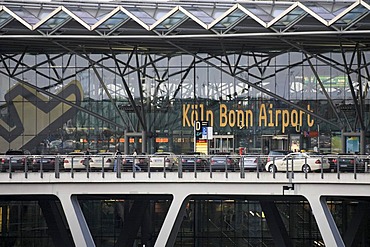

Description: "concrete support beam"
260 200 293 247
154 192 188 247
306 195 344 247
343 202 368 246
59 194 95 247
38 199 75 247
116 200 149 246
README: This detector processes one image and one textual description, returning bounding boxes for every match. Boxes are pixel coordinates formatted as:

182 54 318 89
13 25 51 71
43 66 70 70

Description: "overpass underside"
0 172 370 247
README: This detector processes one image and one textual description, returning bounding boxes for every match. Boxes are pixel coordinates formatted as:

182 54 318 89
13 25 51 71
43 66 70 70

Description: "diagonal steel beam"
305 54 345 129
90 62 133 130
167 40 338 128
340 42 365 130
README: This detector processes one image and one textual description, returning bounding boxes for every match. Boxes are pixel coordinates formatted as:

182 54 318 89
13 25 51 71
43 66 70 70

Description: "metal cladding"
0 1 370 54
0 1 368 33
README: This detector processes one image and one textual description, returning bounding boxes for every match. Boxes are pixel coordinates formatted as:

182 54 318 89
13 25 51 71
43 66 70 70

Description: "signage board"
194 121 209 154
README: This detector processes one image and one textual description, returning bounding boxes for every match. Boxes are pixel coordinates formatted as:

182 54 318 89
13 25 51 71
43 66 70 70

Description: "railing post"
116 155 121 178
354 155 357 179
304 156 308 179
133 155 136 178
256 156 260 179
40 155 44 179
101 157 105 178
9 157 12 179
55 155 60 179
70 156 73 178
85 155 90 179
240 155 245 179
24 155 28 179
225 155 228 179
321 156 324 179
336 155 340 179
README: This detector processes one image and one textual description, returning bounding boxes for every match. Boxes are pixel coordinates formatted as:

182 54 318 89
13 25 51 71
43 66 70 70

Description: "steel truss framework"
0 0 370 153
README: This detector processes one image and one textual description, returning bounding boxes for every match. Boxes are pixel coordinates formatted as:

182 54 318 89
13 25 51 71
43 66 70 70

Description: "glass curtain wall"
0 51 367 154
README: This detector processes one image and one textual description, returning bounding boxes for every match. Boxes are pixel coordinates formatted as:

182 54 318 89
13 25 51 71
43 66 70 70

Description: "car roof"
269 150 291 154
184 152 205 155
5 149 30 155
68 152 85 155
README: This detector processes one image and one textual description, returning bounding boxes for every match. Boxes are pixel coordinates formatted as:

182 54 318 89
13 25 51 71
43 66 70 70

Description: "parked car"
122 153 148 171
92 152 115 171
0 149 32 172
32 155 64 172
48 139 62 152
180 152 209 171
239 155 264 171
63 152 90 170
149 152 178 171
265 152 329 173
327 154 365 172
64 152 117 171
209 153 238 171
266 150 292 164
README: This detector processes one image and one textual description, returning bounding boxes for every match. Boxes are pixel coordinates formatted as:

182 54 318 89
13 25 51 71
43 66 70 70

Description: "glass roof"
270 7 306 30
212 9 246 29
7 7 40 25
239 3 275 23
182 7 214 24
124 7 156 26
39 11 70 30
96 11 129 30
0 1 368 35
0 10 12 29
303 4 336 21
333 5 368 26
154 11 186 31
68 8 98 26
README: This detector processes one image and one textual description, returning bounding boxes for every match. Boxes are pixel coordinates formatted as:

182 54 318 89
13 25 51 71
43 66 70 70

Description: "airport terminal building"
0 0 369 155
1 0 370 246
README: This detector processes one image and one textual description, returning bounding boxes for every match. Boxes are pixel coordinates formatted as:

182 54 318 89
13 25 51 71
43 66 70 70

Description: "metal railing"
0 153 369 179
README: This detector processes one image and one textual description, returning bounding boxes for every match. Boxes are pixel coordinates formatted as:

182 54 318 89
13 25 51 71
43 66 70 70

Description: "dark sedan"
209 153 238 171
180 152 209 171
0 149 32 172
32 156 64 172
328 154 365 172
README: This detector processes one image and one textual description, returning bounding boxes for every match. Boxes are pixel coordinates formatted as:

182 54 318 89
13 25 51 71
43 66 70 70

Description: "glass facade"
0 51 368 155
1 195 370 246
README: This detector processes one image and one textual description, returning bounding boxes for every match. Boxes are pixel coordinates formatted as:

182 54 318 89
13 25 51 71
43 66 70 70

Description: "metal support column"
124 129 129 155
142 130 147 154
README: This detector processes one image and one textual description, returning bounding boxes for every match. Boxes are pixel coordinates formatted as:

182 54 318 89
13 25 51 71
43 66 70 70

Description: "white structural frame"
1 172 369 246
